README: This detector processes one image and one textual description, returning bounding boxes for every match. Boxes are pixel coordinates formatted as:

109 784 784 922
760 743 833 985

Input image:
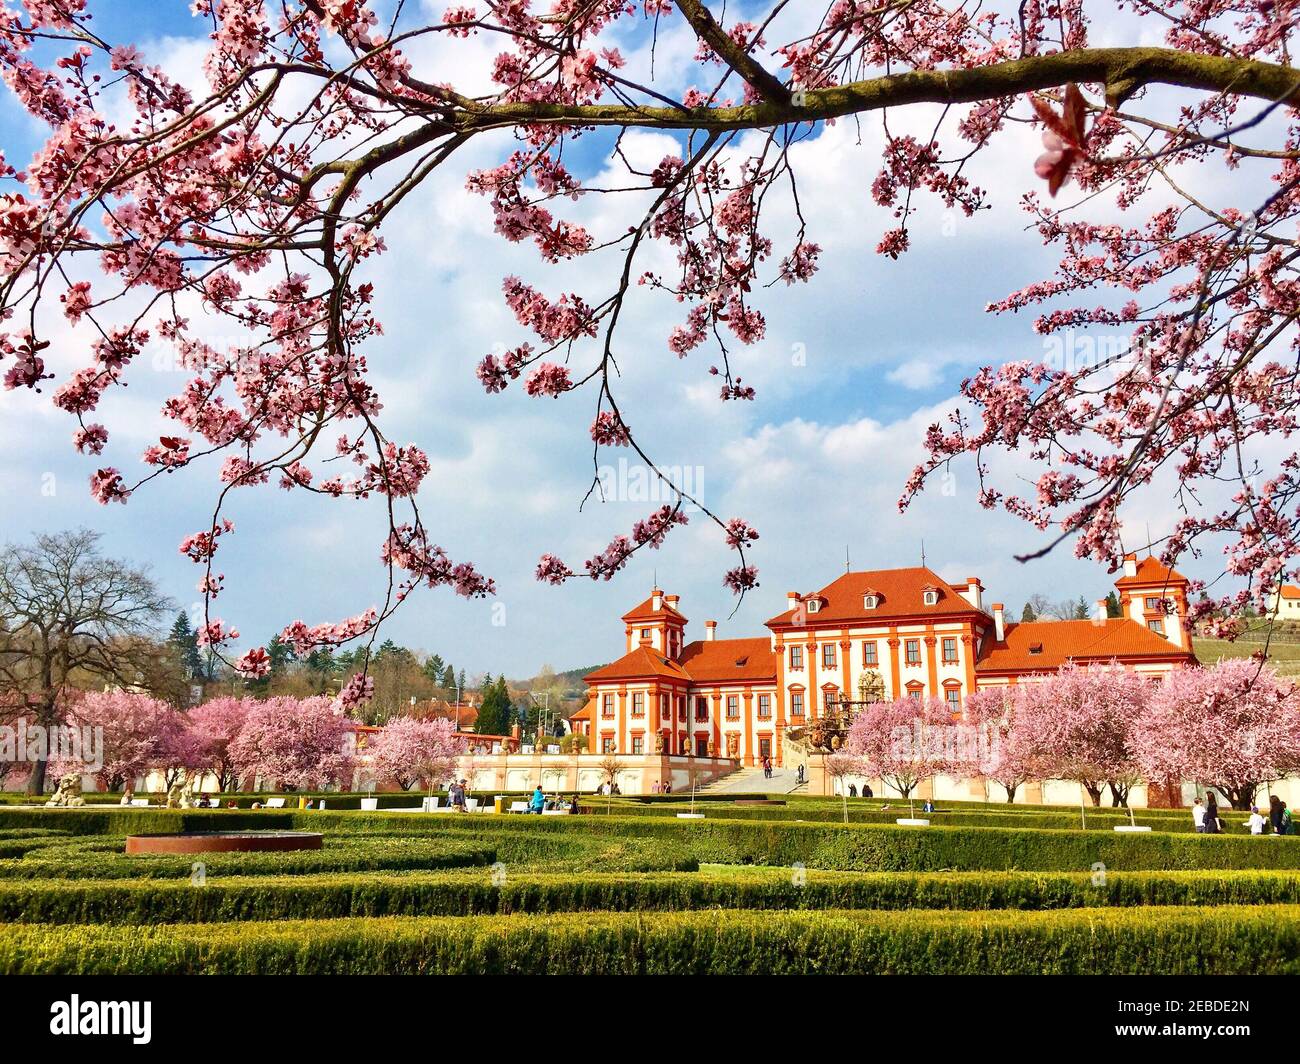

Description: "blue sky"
0 2 1232 679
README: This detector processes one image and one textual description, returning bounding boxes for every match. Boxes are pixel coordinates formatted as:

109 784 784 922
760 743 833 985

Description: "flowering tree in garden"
1135 659 1300 810
228 695 353 789
4 1 1300 691
364 715 463 791
961 687 1035 803
1015 663 1150 806
69 689 178 791
187 695 253 791
845 696 954 800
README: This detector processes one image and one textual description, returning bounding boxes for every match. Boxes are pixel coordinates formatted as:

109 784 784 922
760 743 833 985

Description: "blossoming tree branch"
2 0 1298 697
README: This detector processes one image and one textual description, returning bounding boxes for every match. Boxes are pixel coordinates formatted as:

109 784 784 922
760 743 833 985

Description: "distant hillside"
1194 618 1300 675
511 664 608 694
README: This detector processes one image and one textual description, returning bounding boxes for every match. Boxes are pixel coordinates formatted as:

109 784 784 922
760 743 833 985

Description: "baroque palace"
570 556 1195 768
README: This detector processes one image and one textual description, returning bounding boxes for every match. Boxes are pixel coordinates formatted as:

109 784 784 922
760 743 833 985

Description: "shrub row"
7 806 1295 872
0 827 696 879
0 808 297 835
595 803 1206 832
0 837 496 880
8 868 1300 925
4 905 1299 974
413 811 1300 872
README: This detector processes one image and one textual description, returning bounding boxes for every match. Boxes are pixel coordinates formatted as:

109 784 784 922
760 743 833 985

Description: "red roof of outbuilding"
976 618 1194 673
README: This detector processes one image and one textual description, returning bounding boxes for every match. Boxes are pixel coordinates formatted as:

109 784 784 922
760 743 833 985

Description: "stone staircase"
696 764 803 795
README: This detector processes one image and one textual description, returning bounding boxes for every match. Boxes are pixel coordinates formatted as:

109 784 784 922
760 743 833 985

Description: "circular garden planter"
124 831 323 855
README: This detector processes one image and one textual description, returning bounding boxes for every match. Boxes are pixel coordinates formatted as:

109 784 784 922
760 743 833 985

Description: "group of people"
844 783 876 798
1194 793 1295 835
650 780 673 794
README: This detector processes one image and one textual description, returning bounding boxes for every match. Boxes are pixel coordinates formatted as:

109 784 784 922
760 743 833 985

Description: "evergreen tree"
423 653 445 683
1020 602 1037 622
457 668 467 694
1072 596 1090 620
1105 591 1122 618
267 633 296 674
476 676 512 737
168 611 204 679
442 663 457 692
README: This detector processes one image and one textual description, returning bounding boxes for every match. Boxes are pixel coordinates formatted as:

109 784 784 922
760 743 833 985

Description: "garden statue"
45 772 86 808
166 777 190 809
654 732 665 754
726 733 740 758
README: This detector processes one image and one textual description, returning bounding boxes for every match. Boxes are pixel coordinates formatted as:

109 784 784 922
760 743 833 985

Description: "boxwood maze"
3 795 1299 974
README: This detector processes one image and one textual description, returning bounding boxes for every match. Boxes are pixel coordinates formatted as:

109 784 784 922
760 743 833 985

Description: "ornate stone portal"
802 671 887 753
44 772 86 808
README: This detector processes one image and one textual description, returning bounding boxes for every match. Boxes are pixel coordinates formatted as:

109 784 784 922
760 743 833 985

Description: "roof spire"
921 539 927 568
845 545 850 574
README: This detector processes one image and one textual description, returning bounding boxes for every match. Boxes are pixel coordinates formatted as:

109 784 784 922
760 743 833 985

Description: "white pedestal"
676 812 705 819
896 818 930 826
1113 825 1152 832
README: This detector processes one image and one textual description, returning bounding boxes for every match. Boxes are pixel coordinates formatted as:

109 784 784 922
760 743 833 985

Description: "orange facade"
573 559 1196 767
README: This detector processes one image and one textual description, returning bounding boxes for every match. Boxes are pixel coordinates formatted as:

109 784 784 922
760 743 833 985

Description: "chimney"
1095 598 1108 624
786 591 800 610
991 603 1005 642
705 620 717 641
652 589 663 611
665 594 679 610
959 577 983 611
1122 554 1138 578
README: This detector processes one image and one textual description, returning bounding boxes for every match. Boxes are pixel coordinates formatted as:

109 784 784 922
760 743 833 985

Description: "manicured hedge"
0 807 296 835
6 806 1295 874
0 837 496 880
394 810 1300 872
0 827 695 879
594 803 1206 833
4 904 1299 974
9 868 1300 925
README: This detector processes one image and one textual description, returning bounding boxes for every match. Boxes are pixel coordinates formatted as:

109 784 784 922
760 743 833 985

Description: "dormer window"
1028 642 1043 655
806 598 821 613
863 594 880 609
922 586 941 606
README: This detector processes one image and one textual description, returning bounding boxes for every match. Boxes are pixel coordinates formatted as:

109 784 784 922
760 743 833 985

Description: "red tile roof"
976 618 1194 673
584 645 692 684
621 591 687 624
1278 584 1300 601
677 637 777 684
766 567 982 627
1115 555 1189 588
569 698 594 722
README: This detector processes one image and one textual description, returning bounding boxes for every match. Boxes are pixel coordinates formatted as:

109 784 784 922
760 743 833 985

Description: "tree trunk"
1082 780 1104 806
1108 781 1130 807
1003 782 1018 803
26 757 47 797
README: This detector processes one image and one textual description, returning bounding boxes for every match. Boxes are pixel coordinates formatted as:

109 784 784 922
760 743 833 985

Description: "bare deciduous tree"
0 529 172 794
